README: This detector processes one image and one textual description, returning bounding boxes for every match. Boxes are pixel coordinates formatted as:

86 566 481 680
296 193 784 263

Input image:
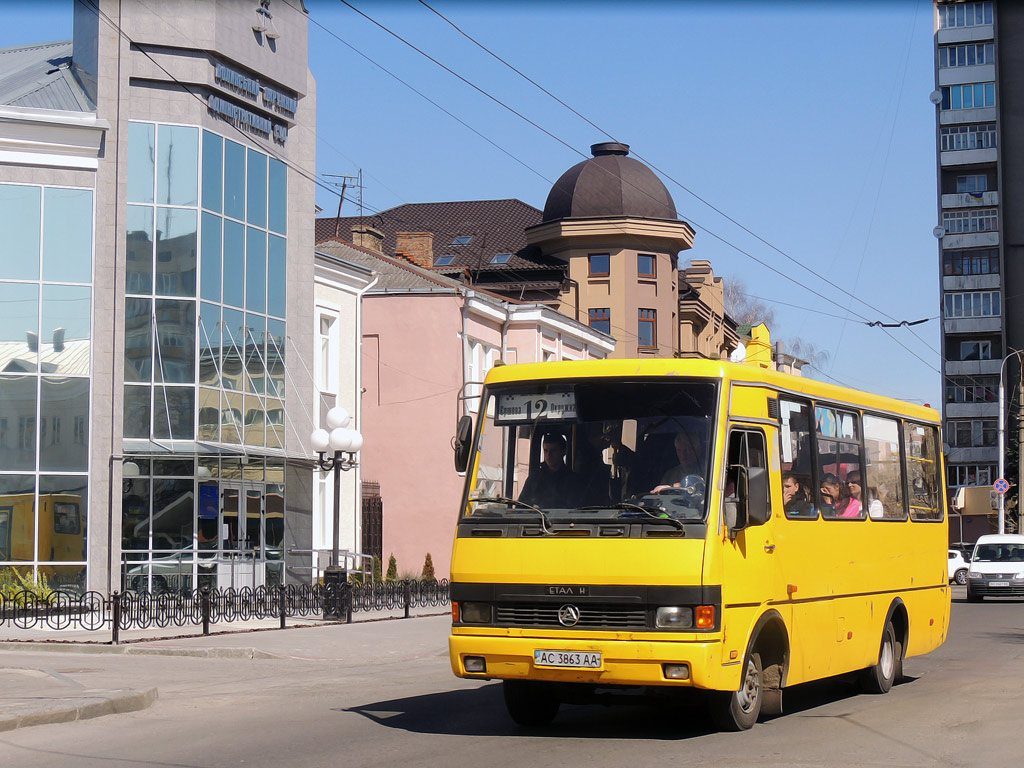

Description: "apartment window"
941 82 996 111
637 254 656 279
944 290 1000 319
588 307 611 335
946 375 998 404
940 124 997 151
960 340 992 361
956 175 987 194
947 464 996 488
942 208 997 234
944 248 998 276
638 309 657 348
318 315 335 392
588 253 610 277
939 42 995 68
948 419 997 448
937 1 992 29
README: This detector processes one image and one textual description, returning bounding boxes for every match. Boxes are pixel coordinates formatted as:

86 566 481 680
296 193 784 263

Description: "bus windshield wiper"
468 496 553 534
576 502 685 531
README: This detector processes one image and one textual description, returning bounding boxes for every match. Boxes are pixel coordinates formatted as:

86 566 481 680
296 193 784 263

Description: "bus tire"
712 651 762 731
861 620 898 694
503 680 560 726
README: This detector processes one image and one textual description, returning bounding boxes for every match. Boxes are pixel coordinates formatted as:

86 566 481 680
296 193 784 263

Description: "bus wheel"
861 620 898 694
503 680 560 726
713 652 762 731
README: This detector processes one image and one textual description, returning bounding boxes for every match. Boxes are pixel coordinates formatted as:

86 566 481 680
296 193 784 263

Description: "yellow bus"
448 358 949 730
0 493 85 565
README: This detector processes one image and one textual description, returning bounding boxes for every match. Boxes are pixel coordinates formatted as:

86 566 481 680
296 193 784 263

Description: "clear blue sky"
3 0 942 405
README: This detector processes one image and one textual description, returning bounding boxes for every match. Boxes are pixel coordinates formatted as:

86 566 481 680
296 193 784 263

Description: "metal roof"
0 40 94 111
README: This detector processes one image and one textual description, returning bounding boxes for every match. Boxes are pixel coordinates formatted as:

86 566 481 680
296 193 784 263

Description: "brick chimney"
395 232 434 268
351 225 384 254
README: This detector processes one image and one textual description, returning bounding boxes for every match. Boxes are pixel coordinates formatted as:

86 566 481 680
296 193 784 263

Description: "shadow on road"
344 674 902 738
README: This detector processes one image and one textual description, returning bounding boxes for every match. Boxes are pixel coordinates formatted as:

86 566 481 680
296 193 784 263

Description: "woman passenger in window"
845 471 882 519
833 474 861 518
782 473 814 517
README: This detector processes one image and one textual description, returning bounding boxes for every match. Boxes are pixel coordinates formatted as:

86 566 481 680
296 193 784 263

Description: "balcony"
940 107 997 126
945 359 1001 376
937 25 994 45
944 317 1001 335
946 446 999 464
941 231 998 250
941 147 997 166
945 401 999 420
938 65 996 87
941 191 998 209
943 274 1000 292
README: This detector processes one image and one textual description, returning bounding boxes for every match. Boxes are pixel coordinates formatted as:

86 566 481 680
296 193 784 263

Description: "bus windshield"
464 379 717 523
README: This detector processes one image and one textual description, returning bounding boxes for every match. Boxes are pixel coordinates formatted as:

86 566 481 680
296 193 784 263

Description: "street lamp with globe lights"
309 407 363 619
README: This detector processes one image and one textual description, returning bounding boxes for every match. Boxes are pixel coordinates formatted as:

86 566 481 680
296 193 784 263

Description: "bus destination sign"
496 392 577 424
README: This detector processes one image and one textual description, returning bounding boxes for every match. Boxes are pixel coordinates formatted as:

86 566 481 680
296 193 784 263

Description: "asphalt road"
0 588 1021 768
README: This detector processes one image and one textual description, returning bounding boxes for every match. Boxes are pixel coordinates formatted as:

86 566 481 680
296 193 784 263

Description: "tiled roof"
316 238 465 293
315 199 563 273
0 41 94 111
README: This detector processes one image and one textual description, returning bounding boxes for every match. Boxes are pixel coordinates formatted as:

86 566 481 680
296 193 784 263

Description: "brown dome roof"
542 142 677 222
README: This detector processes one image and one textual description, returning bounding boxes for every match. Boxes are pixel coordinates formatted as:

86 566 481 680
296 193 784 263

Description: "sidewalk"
0 608 451 732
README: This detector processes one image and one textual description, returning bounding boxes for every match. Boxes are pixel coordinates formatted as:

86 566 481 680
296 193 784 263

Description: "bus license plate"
534 650 602 668
989 581 1010 587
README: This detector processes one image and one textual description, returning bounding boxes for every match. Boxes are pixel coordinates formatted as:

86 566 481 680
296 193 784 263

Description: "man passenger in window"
520 432 584 509
652 430 706 494
782 472 815 517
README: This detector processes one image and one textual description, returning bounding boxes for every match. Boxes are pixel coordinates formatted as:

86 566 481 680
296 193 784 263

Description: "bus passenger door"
719 428 787 663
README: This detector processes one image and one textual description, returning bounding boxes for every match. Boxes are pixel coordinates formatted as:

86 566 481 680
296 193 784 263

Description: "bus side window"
779 400 816 519
725 429 768 516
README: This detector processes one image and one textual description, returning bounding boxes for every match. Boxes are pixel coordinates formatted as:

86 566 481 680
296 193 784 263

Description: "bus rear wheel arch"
861 601 907 694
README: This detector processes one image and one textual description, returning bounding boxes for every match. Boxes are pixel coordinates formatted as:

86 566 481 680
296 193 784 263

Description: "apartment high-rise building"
933 1 1010 505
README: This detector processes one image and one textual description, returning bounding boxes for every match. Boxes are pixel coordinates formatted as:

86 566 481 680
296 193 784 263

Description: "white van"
967 534 1024 601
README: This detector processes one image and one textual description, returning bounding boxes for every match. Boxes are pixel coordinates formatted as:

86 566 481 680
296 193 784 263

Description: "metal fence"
0 579 450 643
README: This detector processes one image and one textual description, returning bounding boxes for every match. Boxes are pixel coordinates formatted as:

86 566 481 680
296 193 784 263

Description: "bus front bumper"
449 632 736 691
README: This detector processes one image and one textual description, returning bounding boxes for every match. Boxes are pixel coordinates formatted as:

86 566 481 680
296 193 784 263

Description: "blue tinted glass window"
222 220 244 308
42 188 93 283
245 227 266 313
157 125 198 206
267 318 285 398
153 299 195 384
224 140 245 220
588 253 610 276
127 122 155 204
246 150 267 227
221 307 244 392
199 302 220 387
124 297 152 382
200 212 222 302
0 282 39 372
153 386 194 440
435 255 455 266
202 131 223 214
244 313 266 396
155 208 197 297
0 184 41 280
123 385 151 438
267 235 286 318
268 158 287 234
985 82 995 106
126 205 154 295
42 284 91 374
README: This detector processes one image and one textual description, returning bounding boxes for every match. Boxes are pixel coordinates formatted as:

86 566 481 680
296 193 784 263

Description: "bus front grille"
495 603 648 629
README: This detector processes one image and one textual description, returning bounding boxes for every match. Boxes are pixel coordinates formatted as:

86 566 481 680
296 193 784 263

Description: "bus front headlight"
459 602 492 623
656 606 693 629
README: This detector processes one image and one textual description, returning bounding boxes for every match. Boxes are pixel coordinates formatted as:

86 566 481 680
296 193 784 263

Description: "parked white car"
967 534 1024 601
948 549 968 585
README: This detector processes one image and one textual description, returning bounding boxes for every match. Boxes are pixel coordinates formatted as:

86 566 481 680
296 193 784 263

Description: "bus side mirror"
745 466 769 527
454 415 473 472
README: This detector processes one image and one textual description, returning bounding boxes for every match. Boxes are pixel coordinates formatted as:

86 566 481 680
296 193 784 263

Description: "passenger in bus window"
819 474 840 516
652 430 706 493
836 475 862 518
846 471 882 519
519 432 584 509
782 473 815 517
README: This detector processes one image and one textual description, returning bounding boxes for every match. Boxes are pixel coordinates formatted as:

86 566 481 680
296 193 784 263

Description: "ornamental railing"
0 579 450 644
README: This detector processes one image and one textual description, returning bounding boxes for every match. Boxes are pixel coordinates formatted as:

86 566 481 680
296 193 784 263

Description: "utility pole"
323 173 362 237
1018 360 1024 534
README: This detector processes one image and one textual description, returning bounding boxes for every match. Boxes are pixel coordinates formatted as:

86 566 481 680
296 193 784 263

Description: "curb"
0 642 277 659
0 687 158 733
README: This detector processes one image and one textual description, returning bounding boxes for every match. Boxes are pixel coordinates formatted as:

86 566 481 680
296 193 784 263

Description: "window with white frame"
940 124 997 151
318 314 336 393
941 82 996 111
937 1 992 29
939 42 995 68
942 208 997 234
944 290 1000 319
956 175 987 194
947 419 997 448
959 340 992 361
946 375 998 403
947 464 996 488
467 339 498 412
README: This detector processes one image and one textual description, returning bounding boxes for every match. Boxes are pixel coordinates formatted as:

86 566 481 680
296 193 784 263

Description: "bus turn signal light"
695 605 715 629
452 603 460 623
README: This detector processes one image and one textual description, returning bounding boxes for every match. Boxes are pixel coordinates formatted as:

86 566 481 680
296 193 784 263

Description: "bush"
421 553 435 581
372 554 383 583
385 553 398 582
0 568 56 607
